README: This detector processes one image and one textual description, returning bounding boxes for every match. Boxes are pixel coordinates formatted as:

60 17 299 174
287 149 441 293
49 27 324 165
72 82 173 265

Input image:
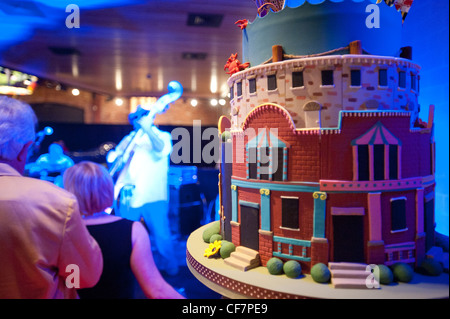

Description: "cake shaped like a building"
219 0 436 276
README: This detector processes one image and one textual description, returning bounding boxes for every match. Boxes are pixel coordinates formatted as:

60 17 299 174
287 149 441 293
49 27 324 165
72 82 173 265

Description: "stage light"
219 99 226 106
190 99 198 107
72 88 80 96
115 98 124 106
210 99 218 106
44 126 53 135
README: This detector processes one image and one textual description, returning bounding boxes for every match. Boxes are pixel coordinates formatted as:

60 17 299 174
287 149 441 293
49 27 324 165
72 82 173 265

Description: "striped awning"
351 121 402 146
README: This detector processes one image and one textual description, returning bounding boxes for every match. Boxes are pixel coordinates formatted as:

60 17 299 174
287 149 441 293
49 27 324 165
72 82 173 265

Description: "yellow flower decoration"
204 240 222 258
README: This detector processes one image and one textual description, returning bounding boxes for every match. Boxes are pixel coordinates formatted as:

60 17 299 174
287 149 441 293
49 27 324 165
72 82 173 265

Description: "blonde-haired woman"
63 161 183 299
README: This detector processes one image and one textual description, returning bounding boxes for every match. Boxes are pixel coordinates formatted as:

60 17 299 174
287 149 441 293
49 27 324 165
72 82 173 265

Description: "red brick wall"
259 232 273 266
232 133 247 179
311 239 329 270
237 188 260 207
321 114 433 181
231 223 241 247
232 106 321 182
229 106 433 268
367 243 386 265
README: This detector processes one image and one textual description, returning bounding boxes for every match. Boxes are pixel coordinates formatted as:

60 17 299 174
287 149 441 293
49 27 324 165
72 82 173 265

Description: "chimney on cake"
349 40 362 54
272 45 283 62
400 46 413 60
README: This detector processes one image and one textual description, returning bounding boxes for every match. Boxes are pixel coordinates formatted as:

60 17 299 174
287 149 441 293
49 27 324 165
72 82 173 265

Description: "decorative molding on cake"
367 240 384 247
186 249 307 299
313 192 327 238
273 236 311 262
228 55 420 87
320 176 422 192
311 237 328 244
260 188 271 231
384 241 416 265
239 200 260 209
340 110 411 118
231 108 421 137
241 103 296 133
232 177 320 193
312 191 327 200
415 232 426 240
258 229 273 236
421 175 435 188
331 207 365 216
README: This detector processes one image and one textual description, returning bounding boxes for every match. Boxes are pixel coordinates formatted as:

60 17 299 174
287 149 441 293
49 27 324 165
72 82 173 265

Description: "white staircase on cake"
329 262 379 289
224 246 261 271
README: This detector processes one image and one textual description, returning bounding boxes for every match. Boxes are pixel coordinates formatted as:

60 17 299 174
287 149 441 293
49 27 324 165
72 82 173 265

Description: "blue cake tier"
243 0 403 66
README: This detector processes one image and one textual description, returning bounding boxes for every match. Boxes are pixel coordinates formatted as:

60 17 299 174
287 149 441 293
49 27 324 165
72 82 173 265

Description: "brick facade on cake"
220 52 435 274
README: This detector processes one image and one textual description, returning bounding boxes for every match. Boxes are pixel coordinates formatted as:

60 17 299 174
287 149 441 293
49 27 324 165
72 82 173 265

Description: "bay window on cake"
351 122 402 181
246 128 288 181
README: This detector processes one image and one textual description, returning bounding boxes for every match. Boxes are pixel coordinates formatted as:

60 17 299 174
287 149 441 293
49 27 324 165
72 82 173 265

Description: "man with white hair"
0 96 103 299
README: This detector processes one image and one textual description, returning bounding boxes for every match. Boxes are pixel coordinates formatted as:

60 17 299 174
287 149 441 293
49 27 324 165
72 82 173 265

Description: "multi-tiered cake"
218 0 436 276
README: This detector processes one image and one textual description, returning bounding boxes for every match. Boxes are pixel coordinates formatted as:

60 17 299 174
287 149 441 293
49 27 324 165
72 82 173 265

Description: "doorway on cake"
303 101 322 128
332 215 364 262
240 204 259 251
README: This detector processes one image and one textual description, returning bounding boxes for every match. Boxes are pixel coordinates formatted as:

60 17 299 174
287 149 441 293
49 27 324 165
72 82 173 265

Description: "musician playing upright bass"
107 83 182 276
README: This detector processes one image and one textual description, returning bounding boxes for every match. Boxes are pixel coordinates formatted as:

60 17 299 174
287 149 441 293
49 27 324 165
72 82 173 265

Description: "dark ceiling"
0 0 258 99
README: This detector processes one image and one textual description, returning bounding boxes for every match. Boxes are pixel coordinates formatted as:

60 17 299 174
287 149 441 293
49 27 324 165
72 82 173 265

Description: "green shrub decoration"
202 221 220 243
311 263 331 283
219 240 236 259
391 262 414 283
266 257 284 275
283 260 302 278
